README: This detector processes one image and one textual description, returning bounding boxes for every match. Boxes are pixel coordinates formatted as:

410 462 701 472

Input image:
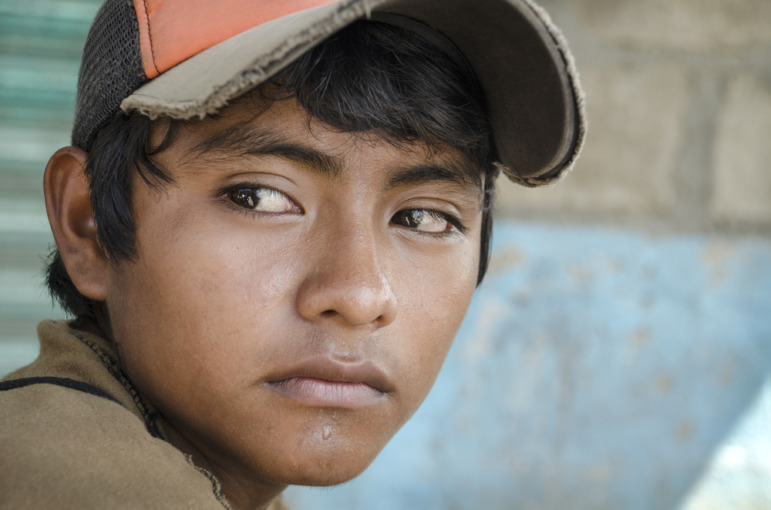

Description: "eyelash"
219 183 466 236
219 182 302 216
390 209 466 237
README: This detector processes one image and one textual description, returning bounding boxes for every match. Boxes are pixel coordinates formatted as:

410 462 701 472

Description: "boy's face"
103 98 483 496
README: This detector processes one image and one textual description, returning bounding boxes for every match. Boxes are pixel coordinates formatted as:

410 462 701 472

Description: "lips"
263 355 394 409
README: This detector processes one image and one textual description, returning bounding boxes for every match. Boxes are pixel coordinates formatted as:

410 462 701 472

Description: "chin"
293 469 366 487
275 431 388 487
291 463 375 487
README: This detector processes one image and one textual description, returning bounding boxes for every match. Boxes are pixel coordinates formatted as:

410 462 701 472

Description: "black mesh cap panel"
72 0 147 150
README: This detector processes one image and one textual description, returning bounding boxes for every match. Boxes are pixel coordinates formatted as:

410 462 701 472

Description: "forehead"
156 96 485 192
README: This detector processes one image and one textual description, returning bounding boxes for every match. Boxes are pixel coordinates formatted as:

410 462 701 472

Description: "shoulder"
0 381 231 509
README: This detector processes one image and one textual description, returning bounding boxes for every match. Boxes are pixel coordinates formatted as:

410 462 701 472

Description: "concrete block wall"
498 0 771 236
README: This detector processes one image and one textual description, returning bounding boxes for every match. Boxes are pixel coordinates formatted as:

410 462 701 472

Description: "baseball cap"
73 0 586 187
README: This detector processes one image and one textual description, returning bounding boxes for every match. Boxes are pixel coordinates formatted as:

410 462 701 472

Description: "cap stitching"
140 0 161 76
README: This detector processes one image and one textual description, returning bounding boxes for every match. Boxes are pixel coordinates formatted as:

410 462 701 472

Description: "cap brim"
121 0 585 187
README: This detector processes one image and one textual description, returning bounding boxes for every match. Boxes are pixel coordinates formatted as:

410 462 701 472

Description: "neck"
159 415 287 510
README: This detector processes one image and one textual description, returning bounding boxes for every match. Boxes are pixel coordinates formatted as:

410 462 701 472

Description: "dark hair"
47 20 498 321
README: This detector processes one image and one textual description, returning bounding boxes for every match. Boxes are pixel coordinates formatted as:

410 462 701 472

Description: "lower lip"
266 377 386 409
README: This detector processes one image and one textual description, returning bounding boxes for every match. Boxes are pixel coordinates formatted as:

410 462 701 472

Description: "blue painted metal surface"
285 221 771 510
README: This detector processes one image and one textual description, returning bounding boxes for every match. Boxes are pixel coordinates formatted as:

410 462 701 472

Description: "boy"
0 0 584 508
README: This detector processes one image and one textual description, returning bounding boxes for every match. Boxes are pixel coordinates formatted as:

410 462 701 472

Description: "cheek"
390 239 480 407
106 221 301 393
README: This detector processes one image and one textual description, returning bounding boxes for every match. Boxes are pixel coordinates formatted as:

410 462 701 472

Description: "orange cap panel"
132 0 340 79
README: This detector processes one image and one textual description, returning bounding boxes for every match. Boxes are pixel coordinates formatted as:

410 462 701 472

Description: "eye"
391 209 460 235
226 186 301 214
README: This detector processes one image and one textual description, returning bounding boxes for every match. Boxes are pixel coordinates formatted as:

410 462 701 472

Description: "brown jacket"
0 320 288 510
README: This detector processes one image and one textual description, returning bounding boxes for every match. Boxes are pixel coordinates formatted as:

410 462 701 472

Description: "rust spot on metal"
488 247 527 274
656 374 674 392
631 329 649 347
676 421 695 441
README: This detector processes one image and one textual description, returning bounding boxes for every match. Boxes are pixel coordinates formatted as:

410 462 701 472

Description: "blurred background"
1 0 769 508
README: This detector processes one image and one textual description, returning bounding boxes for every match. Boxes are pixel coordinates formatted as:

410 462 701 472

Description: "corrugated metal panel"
0 0 102 375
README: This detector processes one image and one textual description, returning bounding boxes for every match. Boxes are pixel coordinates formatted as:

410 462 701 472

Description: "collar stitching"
71 332 164 439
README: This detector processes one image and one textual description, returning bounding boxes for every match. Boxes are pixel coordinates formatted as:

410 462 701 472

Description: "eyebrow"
386 161 483 193
189 121 342 178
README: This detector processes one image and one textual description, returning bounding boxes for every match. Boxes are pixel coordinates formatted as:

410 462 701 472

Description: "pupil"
405 210 422 228
235 189 256 208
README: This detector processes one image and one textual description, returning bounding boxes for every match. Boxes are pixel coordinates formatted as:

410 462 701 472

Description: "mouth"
264 356 393 410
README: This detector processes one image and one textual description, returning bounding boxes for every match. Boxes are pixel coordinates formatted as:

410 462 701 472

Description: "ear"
44 147 108 301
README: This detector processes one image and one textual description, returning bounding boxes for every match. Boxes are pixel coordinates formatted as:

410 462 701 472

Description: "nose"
296 227 397 329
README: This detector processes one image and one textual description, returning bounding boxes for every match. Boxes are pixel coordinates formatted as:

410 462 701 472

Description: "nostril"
317 307 385 325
